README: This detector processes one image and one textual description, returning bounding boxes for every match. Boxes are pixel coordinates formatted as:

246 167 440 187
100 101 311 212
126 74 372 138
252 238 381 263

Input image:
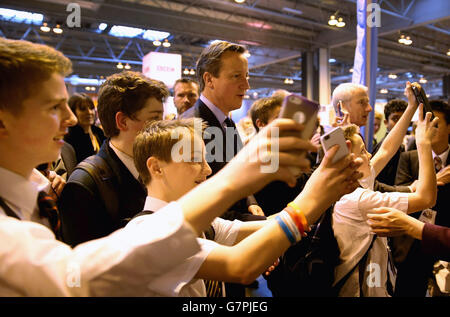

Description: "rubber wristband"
284 206 304 236
275 215 296 244
280 210 301 241
288 202 310 232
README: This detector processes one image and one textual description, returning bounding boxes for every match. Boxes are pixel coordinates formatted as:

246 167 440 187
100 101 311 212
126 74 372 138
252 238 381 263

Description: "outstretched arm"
371 82 418 176
195 145 363 284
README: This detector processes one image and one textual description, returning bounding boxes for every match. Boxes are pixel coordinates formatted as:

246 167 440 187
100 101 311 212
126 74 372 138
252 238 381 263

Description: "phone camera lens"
325 135 329 140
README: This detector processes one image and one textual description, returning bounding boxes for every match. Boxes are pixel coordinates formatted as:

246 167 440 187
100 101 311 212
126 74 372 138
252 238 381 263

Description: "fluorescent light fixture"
109 25 144 38
0 8 43 24
282 7 303 15
98 23 108 31
329 58 336 63
65 75 104 86
142 30 170 41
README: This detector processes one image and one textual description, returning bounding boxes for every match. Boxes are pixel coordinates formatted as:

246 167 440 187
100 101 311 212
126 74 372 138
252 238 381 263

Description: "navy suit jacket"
182 99 264 221
59 140 147 246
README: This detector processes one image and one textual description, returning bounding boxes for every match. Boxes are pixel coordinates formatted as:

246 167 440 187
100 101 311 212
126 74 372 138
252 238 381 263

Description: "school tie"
37 191 62 240
205 279 223 297
434 156 443 172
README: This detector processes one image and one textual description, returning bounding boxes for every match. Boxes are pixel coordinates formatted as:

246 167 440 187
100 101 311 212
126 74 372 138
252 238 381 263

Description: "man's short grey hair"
331 83 368 109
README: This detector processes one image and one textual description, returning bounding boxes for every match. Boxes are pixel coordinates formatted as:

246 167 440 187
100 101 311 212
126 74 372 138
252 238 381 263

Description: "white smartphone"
320 127 349 164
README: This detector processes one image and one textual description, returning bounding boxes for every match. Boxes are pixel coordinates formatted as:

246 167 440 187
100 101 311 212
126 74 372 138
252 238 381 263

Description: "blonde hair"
375 111 383 121
342 124 361 147
133 118 205 185
0 38 72 114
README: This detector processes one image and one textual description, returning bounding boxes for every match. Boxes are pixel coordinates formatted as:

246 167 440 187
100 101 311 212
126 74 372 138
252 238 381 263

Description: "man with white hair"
331 83 372 127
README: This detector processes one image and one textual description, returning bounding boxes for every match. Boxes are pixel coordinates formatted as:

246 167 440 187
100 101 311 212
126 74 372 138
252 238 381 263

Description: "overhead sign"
142 51 181 89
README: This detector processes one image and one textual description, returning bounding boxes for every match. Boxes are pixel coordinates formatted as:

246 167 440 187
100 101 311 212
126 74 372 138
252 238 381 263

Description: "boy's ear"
346 140 352 152
146 156 162 177
255 118 265 129
115 111 129 132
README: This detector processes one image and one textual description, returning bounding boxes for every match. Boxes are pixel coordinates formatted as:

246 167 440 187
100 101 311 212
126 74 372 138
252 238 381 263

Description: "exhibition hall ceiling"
1 0 449 99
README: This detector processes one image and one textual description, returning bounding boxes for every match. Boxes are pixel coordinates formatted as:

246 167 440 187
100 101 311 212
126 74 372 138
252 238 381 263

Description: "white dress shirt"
0 167 200 296
142 196 242 296
332 167 409 297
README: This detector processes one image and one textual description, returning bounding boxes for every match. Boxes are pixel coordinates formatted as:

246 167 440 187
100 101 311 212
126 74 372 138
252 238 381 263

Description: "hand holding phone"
278 94 320 175
411 83 434 120
320 127 349 164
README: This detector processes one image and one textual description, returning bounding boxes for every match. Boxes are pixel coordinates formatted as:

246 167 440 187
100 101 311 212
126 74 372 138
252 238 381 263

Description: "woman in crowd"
64 93 106 163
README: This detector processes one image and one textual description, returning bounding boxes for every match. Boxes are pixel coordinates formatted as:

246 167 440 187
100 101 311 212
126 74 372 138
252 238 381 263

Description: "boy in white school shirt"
0 38 362 296
131 118 365 296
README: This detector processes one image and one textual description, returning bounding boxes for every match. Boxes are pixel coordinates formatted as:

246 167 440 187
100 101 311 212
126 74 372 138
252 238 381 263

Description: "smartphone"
334 100 344 118
320 127 349 164
411 84 434 120
278 94 319 175
278 94 320 140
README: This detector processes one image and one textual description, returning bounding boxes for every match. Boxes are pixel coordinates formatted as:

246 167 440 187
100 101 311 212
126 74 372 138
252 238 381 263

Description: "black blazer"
395 149 450 227
59 140 147 246
182 99 264 221
64 124 106 164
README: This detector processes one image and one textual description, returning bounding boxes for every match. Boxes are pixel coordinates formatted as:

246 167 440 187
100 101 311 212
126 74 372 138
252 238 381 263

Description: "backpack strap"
333 234 377 295
74 155 119 223
0 196 20 220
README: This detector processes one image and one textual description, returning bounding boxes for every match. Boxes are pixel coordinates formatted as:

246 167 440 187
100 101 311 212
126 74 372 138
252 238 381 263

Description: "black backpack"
266 207 341 297
266 206 379 297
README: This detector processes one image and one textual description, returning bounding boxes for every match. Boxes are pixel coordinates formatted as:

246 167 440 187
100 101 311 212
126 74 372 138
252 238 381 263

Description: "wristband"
275 215 296 244
284 206 305 237
279 210 301 242
288 202 310 232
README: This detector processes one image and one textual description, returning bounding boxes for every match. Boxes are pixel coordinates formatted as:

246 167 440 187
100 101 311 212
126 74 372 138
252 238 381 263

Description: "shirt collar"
433 145 449 167
0 167 50 220
143 196 168 212
109 141 140 180
200 94 228 126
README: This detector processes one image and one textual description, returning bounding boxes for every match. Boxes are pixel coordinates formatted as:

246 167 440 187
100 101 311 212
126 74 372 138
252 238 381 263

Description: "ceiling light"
252 92 258 98
116 62 124 69
419 77 427 84
40 22 50 32
398 34 406 44
329 58 336 63
189 69 195 75
162 39 171 48
183 68 190 75
447 49 450 56
388 74 397 79
53 24 63 34
234 0 246 3
328 15 338 26
244 51 251 58
380 88 388 94
85 86 91 91
98 23 108 31
349 68 354 73
0 8 43 24
336 17 346 28
403 36 412 45
124 63 131 70
153 40 161 46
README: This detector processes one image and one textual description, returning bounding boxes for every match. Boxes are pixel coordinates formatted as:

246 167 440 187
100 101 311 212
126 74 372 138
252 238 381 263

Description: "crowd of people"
0 36 449 298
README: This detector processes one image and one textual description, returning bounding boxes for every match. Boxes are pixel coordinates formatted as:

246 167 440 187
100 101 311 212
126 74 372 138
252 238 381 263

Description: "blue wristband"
275 215 296 244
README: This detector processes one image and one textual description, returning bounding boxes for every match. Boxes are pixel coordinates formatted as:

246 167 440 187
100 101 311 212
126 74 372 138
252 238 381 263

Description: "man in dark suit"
181 40 264 221
392 99 450 297
59 71 169 246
